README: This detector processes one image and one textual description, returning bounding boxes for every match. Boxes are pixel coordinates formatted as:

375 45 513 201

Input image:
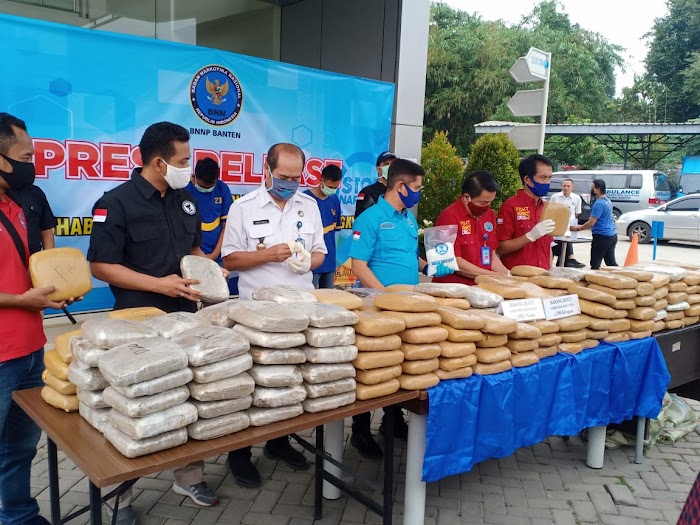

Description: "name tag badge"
481 246 491 266
380 222 395 230
253 219 270 225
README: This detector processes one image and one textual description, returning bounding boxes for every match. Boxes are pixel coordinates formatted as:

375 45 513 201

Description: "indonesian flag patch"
353 230 361 240
357 193 365 201
93 209 108 223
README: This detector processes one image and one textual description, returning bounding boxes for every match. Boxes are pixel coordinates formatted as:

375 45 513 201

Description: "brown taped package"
473 361 512 375
626 330 652 340
626 307 656 321
568 283 617 306
477 282 526 299
505 339 539 353
438 341 477 358
355 365 402 385
510 265 549 277
355 379 400 400
440 324 484 343
653 287 669 300
311 289 363 310
436 367 473 380
383 311 442 329
531 319 560 334
559 342 584 354
437 307 485 330
683 316 700 327
435 298 471 309
510 352 539 368
665 320 684 329
613 299 637 310
475 333 508 348
554 315 590 332
578 299 627 319
608 318 631 333
41 385 79 412
604 332 630 343
53 329 82 364
541 201 570 236
398 373 439 390
354 311 405 337
467 310 517 335
352 350 404 370
374 292 439 312
399 326 449 344
534 346 558 359
585 272 638 290
509 322 542 340
528 276 573 290
668 281 689 293
559 330 587 343
587 284 637 299
475 346 511 364
29 247 92 301
629 319 655 332
538 333 562 347
42 370 76 395
579 315 612 331
399 343 442 361
439 354 477 371
44 350 69 381
634 295 656 307
354 334 402 352
401 358 439 375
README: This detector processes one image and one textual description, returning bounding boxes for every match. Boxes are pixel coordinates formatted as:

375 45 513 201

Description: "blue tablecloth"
423 338 670 482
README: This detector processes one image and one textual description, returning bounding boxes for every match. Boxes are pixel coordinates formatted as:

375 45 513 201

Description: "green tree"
545 117 607 169
418 131 465 224
465 134 521 211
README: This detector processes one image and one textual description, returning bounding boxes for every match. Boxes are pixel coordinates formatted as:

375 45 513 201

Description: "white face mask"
380 164 390 179
162 161 191 190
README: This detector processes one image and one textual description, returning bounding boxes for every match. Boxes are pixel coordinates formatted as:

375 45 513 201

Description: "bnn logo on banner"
0 14 394 313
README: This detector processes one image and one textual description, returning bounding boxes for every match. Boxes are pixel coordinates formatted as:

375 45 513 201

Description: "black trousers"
590 234 618 270
228 437 288 462
352 406 402 432
552 241 574 263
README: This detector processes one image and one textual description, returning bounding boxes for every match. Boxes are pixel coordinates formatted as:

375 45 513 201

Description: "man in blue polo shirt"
186 157 237 293
348 158 453 458
305 164 342 288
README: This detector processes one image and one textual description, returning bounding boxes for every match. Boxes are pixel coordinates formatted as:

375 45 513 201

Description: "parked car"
544 177 591 224
552 170 672 221
615 195 700 244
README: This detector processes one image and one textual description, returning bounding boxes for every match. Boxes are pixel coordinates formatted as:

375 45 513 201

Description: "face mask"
321 183 337 197
161 160 191 190
266 167 299 201
380 165 390 179
195 183 215 193
0 154 35 190
468 201 490 217
399 184 421 209
526 177 550 197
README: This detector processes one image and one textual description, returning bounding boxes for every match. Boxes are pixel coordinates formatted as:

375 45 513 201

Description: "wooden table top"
14 387 418 487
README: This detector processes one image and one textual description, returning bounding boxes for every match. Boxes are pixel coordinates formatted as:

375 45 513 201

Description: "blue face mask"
267 169 299 201
399 185 421 209
526 177 550 197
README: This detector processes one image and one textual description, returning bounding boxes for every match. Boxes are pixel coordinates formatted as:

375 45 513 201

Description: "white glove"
525 219 556 242
287 240 312 259
286 254 311 274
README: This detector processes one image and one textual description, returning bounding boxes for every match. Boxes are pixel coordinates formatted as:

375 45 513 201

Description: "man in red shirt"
0 113 67 525
497 154 556 270
433 170 509 285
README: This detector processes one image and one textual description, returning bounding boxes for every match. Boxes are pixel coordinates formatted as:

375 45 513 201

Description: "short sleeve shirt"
304 189 341 274
349 196 419 286
549 192 582 222
354 181 386 218
221 187 327 300
591 196 616 236
432 199 499 286
87 168 202 312
497 189 552 270
7 185 57 254
0 196 45 362
185 180 233 256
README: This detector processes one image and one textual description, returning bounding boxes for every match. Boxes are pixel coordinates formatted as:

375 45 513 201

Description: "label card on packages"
498 298 546 322
542 294 581 320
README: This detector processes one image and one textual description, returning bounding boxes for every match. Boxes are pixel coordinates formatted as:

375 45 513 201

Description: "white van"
551 170 672 221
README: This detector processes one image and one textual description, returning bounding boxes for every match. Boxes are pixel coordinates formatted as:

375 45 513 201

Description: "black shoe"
350 431 383 459
26 517 52 525
227 454 262 488
379 415 409 441
264 440 309 470
565 259 585 268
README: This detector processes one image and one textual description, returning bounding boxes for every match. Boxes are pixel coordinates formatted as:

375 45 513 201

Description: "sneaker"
107 505 140 525
172 481 219 507
227 453 262 488
264 440 309 470
565 259 586 268
379 415 409 441
350 431 383 459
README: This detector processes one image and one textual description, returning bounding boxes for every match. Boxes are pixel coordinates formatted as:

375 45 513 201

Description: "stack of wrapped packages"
41 328 82 412
373 291 444 390
171 323 253 441
230 291 309 427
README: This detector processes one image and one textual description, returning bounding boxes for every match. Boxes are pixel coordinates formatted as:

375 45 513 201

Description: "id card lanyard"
480 233 491 266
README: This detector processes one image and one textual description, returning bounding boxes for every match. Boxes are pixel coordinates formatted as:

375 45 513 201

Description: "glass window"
654 173 671 192
599 174 627 189
629 174 643 189
667 197 700 212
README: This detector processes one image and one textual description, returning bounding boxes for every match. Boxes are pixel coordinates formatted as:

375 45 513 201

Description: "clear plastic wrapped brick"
112 368 193 399
68 360 109 391
288 302 359 328
103 425 187 458
107 402 198 440
81 319 157 349
142 312 211 339
302 392 356 413
98 337 188 387
79 403 110 433
103 386 190 418
304 378 356 399
304 326 355 348
252 385 307 408
299 363 356 384
188 373 255 402
180 255 230 304
250 346 306 365
232 324 306 349
171 325 249 367
70 337 107 367
187 411 250 440
76 388 109 410
252 285 317 304
228 300 309 332
195 300 238 328
191 354 253 384
192 396 252 419
248 365 303 387
247 404 303 426
303 345 357 364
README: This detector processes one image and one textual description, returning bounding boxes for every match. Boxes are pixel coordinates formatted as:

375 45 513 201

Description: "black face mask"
1 154 36 190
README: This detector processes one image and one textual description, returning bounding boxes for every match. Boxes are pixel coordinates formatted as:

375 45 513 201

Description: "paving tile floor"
29 404 700 525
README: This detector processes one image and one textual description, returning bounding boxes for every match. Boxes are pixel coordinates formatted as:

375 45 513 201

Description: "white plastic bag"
81 319 157 349
111 368 193 399
195 300 238 328
191 396 252 419
252 385 307 408
248 404 303 426
303 345 358 364
103 386 190 418
228 300 309 332
289 302 359 328
304 378 356 398
304 326 355 348
299 363 356 384
76 388 109 410
248 365 303 387
108 402 198 440
188 373 255 402
191 354 253 384
180 255 230 304
79 403 110 433
98 337 188 387
252 285 318 304
171 325 249 367
232 324 306 349
70 337 107 367
68 360 109 391
250 347 306 365
422 225 460 277
142 312 211 339
302 392 356 413
187 411 250 440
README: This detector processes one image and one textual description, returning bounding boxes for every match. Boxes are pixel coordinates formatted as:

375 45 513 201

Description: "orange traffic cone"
624 232 639 266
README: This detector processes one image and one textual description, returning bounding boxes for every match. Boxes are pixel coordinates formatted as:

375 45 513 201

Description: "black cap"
376 150 396 166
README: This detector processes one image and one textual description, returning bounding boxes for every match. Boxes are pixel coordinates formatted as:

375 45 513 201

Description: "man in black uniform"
354 150 396 218
87 122 218 525
7 184 56 254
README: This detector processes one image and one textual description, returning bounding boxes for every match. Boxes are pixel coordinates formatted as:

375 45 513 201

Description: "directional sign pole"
538 51 552 154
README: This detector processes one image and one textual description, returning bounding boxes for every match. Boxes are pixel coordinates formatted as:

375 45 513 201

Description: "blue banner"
0 14 394 312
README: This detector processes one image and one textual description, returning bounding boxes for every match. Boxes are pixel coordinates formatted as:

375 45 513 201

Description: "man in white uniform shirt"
221 142 326 487
549 178 584 268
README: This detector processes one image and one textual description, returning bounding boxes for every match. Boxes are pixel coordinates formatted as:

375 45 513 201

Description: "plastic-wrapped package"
191 354 253 383
98 337 188 387
302 391 356 413
248 404 304 426
667 301 690 312
414 283 470 299
252 385 307 408
188 373 255 402
635 264 687 282
76 388 109 410
79 403 110 433
250 346 306 365
171 326 249 367
103 386 190 417
548 267 587 281
248 365 303 387
304 378 356 398
107 307 165 322
288 302 359 328
344 288 384 299
112 368 193 399
187 411 250 440
310 289 363 310
108 402 198 440
232 324 306 349
192 396 252 419
304 326 355 348
374 291 439 312
461 287 503 308
81 319 157 349
70 337 107 367
303 345 358 364
654 309 668 321
252 285 318 304
42 370 76 395
143 312 211 339
103 425 187 458
68 360 109 391
195 300 238 328
228 301 309 332
180 255 230 303
54 329 80 363
41 386 79 412
299 363 356 384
